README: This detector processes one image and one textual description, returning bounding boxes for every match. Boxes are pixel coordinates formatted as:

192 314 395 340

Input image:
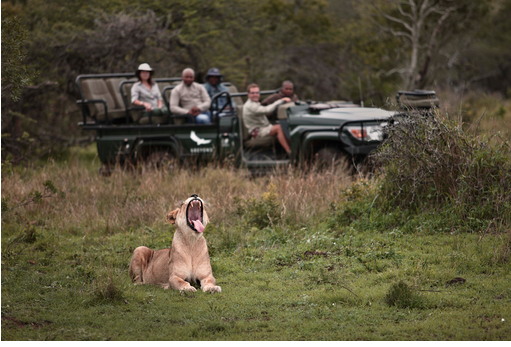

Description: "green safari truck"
76 73 438 174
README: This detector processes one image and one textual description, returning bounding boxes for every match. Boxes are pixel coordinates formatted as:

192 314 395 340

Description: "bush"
234 183 281 229
384 281 426 309
373 111 511 227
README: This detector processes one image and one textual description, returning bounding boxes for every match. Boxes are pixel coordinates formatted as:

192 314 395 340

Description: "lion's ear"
166 209 179 224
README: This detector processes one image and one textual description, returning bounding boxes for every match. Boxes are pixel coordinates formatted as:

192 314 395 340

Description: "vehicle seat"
105 77 128 111
224 83 244 107
80 79 126 121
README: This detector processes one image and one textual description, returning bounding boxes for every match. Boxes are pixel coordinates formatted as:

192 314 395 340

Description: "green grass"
1 145 510 340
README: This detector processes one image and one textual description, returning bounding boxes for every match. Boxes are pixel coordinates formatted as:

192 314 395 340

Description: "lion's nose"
191 194 198 198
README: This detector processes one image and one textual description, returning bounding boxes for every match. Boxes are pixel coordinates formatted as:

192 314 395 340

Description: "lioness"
129 194 221 293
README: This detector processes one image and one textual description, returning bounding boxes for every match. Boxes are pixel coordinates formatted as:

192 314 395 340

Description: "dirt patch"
303 251 328 258
446 277 466 286
2 316 51 329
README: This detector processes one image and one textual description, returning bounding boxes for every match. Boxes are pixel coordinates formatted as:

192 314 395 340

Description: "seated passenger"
131 63 169 121
170 68 211 124
203 67 234 114
243 83 291 155
261 80 299 106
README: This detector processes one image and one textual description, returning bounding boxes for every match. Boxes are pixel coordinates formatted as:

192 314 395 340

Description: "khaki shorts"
256 124 273 138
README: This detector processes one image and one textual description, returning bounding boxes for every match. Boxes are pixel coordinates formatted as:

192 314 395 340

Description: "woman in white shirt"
131 63 169 123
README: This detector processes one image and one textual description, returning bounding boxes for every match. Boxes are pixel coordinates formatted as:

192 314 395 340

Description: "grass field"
1 140 510 341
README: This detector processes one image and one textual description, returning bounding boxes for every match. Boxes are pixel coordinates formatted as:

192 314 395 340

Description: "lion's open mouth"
186 198 204 233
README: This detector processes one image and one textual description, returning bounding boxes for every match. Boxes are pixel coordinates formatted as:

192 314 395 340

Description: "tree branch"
373 4 413 33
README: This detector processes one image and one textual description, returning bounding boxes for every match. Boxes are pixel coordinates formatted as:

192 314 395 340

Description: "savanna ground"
2 95 511 340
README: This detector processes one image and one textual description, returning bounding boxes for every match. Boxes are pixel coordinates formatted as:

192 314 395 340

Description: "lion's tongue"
192 219 205 233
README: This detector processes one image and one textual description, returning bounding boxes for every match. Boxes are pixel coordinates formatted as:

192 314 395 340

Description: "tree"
368 0 490 90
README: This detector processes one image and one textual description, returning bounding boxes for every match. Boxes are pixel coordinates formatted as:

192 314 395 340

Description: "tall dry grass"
436 88 511 141
1 159 354 237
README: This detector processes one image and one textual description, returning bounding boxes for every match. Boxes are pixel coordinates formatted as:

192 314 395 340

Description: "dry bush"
373 110 511 225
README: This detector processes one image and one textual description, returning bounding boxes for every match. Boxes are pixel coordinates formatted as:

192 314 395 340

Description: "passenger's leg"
195 112 211 124
270 124 291 154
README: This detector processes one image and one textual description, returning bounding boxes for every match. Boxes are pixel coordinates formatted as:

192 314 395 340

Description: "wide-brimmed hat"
136 63 154 79
205 67 222 81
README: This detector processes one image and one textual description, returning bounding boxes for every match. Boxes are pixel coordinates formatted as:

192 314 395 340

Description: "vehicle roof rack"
396 90 439 109
309 101 359 111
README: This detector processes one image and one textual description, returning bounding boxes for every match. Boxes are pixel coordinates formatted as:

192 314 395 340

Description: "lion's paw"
181 286 197 293
203 285 222 293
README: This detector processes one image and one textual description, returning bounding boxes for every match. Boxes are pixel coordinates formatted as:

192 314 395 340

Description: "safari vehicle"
76 73 438 173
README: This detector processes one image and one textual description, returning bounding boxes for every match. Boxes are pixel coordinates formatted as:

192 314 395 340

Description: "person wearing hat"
203 67 234 114
131 63 169 123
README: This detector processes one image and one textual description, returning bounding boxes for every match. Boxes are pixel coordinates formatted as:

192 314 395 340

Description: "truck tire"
314 147 349 171
145 150 177 171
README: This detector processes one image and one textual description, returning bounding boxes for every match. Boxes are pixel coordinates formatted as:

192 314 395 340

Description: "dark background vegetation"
2 0 511 164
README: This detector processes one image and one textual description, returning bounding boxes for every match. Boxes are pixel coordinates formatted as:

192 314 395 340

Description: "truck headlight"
344 124 384 142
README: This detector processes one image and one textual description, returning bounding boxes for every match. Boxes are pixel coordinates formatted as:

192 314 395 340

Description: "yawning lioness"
129 194 221 293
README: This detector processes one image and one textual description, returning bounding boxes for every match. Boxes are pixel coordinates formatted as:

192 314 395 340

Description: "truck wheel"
99 164 113 177
314 147 349 171
146 151 177 171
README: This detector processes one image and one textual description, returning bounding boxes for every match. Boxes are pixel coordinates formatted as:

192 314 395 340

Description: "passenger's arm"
169 89 189 115
130 84 139 104
154 84 163 109
247 99 286 116
197 85 212 112
261 93 279 106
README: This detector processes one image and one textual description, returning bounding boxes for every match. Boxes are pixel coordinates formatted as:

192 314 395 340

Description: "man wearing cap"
131 63 169 123
170 68 211 124
203 67 234 113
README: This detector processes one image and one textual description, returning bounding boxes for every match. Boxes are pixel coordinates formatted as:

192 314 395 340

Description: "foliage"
372 111 511 226
234 183 282 229
2 180 65 258
1 13 35 101
384 281 426 309
451 0 511 96
358 0 491 90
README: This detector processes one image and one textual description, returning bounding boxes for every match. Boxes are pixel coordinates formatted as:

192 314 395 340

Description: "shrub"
384 281 425 309
91 267 124 302
373 111 511 227
234 183 281 229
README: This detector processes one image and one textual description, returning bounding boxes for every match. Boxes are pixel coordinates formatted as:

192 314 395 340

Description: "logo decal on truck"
190 131 212 146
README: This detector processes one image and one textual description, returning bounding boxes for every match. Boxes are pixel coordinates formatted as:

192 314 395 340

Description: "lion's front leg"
169 275 197 292
199 275 222 293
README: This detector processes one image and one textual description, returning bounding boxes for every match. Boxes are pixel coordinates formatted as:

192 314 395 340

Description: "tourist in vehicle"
243 83 292 155
261 80 299 106
131 63 169 121
203 67 234 114
170 68 211 124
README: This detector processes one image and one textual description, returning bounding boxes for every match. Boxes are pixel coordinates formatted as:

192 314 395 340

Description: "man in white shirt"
242 83 291 155
170 68 211 124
